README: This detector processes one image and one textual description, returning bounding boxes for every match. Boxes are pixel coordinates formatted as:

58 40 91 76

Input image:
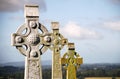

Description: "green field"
85 77 120 79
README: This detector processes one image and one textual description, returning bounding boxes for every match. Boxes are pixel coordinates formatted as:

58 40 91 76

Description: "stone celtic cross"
61 43 83 79
11 5 68 79
11 5 49 79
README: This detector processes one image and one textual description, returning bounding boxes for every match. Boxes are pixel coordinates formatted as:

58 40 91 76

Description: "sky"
0 0 120 64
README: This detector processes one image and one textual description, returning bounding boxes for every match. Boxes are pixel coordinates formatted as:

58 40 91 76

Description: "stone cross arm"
61 57 83 65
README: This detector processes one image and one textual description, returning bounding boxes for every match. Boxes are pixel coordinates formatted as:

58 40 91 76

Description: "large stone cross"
11 4 68 79
11 5 50 79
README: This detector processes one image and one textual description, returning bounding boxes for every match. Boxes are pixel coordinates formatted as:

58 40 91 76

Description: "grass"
85 77 120 79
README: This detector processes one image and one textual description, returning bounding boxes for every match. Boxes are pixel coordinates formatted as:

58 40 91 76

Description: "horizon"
1 60 120 65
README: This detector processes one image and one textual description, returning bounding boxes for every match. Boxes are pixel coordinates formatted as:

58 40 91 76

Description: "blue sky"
0 0 120 64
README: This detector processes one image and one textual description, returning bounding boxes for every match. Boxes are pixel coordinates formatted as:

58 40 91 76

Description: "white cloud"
103 21 120 31
60 21 101 39
0 0 46 12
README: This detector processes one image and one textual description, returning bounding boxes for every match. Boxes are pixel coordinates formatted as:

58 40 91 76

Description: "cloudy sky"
0 0 120 64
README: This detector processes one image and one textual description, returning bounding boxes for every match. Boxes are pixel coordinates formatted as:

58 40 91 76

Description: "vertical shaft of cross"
24 5 42 79
51 22 62 79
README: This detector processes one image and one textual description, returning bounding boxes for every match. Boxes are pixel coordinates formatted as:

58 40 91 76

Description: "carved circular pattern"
27 34 40 46
30 21 37 28
54 39 59 45
15 36 24 43
44 36 51 42
30 51 38 57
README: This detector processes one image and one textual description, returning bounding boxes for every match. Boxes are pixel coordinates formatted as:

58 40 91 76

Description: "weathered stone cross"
61 43 83 79
11 5 68 79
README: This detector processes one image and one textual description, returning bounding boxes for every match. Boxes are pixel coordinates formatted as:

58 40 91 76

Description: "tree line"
0 64 120 79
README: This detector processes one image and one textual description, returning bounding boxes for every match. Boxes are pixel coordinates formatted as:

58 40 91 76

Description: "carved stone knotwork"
11 4 83 79
11 5 50 79
48 22 68 79
61 43 83 79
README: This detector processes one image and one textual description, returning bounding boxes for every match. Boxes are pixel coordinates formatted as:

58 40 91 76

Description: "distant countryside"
85 77 120 79
0 63 120 79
